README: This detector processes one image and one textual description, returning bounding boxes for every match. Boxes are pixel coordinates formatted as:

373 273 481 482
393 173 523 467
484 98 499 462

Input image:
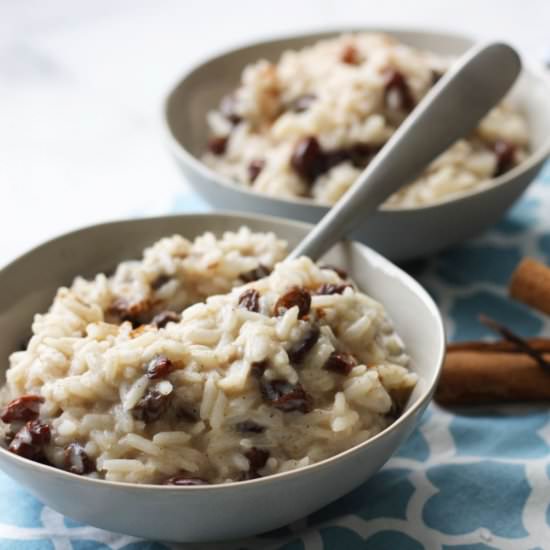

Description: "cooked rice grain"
1 229 416 484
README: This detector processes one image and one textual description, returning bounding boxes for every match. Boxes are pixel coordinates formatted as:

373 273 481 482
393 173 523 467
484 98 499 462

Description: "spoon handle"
288 42 521 261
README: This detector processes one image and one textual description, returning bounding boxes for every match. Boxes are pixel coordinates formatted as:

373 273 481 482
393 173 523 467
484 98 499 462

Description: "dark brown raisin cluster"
8 420 51 461
259 379 312 413
132 389 173 423
274 287 311 318
290 136 374 185
316 283 351 295
291 136 326 182
1 395 44 423
151 310 181 329
323 351 357 375
251 360 269 377
108 297 152 328
241 447 270 480
1 395 51 462
287 326 320 364
146 355 175 379
238 288 260 312
207 136 228 156
383 69 415 112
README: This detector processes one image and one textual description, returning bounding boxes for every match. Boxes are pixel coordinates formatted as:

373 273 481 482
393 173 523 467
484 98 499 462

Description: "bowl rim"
0 211 446 492
162 26 550 214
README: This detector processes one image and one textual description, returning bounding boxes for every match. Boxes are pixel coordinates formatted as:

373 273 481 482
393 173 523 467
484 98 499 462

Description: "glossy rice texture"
1 228 416 484
203 33 529 207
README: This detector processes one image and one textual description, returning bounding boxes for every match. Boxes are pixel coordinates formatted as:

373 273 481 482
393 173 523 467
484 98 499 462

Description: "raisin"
319 264 348 279
245 447 269 472
383 69 414 112
8 420 51 460
1 395 44 424
290 94 317 113
146 355 175 379
235 420 265 434
238 288 260 313
64 443 95 475
260 379 312 413
8 436 40 460
109 297 151 328
27 419 51 445
346 143 372 167
324 351 357 375
324 143 372 171
151 274 172 290
241 447 270 480
323 149 349 170
248 159 265 183
208 136 228 155
151 310 181 329
287 326 320 364
316 283 350 295
341 44 361 65
274 287 311 318
239 264 271 283
290 136 326 183
493 140 516 177
251 360 269 377
220 94 242 125
132 389 173 423
163 476 209 486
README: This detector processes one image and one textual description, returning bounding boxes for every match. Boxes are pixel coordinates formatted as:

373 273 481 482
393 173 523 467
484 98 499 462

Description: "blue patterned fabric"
2 165 550 549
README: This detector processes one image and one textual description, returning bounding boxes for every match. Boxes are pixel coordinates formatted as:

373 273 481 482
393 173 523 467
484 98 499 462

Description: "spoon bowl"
0 212 445 542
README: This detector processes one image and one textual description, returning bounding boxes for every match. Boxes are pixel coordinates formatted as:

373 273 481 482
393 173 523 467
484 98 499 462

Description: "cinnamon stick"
478 314 550 372
435 350 550 405
509 257 550 316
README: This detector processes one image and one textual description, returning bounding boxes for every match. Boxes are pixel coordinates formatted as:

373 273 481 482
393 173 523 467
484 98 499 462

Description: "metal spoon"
288 42 521 261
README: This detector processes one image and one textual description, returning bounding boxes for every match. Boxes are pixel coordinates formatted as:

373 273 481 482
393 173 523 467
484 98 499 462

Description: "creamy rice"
202 33 529 208
0 228 416 484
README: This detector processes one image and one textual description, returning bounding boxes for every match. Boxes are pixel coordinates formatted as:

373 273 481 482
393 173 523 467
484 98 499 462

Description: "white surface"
1 0 550 264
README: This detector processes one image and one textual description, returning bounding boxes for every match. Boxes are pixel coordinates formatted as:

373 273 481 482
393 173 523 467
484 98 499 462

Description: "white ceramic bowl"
0 212 445 542
163 28 550 262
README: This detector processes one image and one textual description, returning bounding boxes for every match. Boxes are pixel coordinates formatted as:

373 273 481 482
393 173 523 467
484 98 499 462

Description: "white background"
2 0 549 263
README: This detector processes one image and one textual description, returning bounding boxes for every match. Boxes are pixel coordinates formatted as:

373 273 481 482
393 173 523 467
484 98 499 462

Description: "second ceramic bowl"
163 28 550 261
